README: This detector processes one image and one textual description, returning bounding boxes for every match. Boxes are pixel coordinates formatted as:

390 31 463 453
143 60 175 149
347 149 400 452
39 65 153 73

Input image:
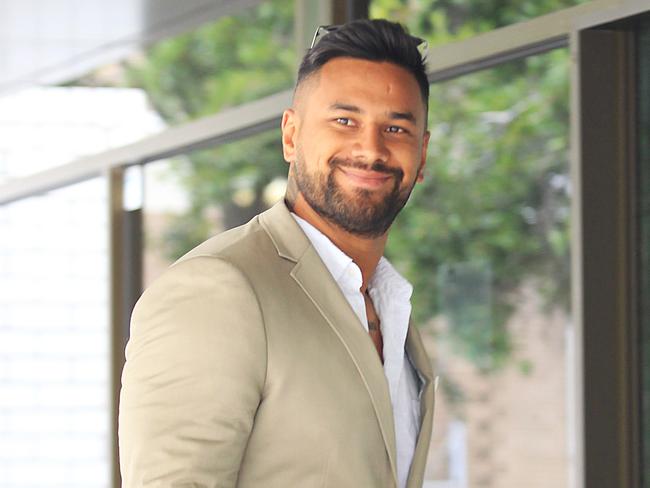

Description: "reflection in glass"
0 178 110 487
385 49 573 487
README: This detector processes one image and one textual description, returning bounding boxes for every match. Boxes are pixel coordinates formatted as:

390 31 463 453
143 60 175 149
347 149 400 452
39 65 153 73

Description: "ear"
281 108 298 164
416 130 430 183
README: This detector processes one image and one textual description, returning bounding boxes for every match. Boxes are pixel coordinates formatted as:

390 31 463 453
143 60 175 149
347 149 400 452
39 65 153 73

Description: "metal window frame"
107 168 125 488
0 90 292 206
1 1 649 487
573 25 639 488
570 3 650 487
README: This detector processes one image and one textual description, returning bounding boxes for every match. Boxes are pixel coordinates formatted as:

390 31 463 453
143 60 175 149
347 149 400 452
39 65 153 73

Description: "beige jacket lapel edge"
405 323 435 488
259 201 399 485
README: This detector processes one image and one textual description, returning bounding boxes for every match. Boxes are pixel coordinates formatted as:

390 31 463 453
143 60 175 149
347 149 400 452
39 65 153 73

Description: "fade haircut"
295 19 429 111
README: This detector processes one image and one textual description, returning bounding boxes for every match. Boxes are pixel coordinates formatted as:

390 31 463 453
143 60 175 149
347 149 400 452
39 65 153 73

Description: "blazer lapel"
259 202 399 485
405 322 435 488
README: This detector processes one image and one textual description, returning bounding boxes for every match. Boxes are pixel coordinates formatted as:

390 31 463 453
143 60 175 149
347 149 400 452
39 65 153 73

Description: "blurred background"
0 0 649 487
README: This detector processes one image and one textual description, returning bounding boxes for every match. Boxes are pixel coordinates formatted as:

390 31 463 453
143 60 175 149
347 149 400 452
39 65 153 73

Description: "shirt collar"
369 257 413 304
291 212 355 281
290 212 417 417
290 212 412 301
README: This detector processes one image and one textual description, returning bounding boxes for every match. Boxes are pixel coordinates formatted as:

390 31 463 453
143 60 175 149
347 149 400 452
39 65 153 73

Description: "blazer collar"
258 200 309 263
260 201 437 487
259 201 399 484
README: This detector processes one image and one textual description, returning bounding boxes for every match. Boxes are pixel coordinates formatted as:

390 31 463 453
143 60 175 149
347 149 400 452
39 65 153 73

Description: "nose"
350 125 389 164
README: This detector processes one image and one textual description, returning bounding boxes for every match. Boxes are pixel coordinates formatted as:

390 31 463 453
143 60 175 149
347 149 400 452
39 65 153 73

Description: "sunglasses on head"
309 24 429 63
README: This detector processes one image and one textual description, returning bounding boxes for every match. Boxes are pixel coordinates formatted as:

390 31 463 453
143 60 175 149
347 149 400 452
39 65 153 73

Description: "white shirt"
291 213 421 488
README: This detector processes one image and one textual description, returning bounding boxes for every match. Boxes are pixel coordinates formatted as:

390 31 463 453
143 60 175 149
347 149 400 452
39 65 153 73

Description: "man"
119 19 434 488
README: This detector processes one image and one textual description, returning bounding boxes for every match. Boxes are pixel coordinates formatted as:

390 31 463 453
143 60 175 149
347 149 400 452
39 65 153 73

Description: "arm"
118 257 267 487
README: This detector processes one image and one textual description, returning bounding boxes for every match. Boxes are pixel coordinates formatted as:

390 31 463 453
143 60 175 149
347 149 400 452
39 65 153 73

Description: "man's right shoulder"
139 202 305 309
141 208 290 300
173 213 270 269
131 214 271 324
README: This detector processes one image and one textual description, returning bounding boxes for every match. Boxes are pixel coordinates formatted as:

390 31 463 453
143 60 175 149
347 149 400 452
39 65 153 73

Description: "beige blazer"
119 201 434 487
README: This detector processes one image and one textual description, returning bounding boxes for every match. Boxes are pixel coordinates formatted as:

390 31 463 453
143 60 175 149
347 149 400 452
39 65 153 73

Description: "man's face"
281 57 430 238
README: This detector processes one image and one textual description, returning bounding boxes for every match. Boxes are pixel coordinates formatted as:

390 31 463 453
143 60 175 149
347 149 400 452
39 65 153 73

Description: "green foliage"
124 0 295 256
126 0 296 122
129 0 580 371
370 0 589 47
161 130 287 258
375 0 576 370
387 49 571 369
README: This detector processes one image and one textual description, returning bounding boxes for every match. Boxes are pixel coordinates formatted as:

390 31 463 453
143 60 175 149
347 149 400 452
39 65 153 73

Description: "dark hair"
296 19 429 110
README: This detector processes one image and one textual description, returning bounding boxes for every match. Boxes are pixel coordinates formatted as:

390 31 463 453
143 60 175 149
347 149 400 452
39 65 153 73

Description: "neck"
287 194 387 293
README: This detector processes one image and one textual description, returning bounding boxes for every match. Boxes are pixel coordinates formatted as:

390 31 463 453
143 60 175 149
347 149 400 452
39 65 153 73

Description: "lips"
336 166 394 189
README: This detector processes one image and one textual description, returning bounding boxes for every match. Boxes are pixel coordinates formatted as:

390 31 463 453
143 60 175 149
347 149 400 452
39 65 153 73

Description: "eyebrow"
329 103 361 113
328 103 417 124
389 111 417 124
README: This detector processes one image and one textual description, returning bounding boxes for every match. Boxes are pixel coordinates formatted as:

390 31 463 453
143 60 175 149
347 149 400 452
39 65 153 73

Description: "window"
370 0 588 47
141 128 285 284
71 0 295 126
0 0 295 182
0 178 110 488
387 49 574 487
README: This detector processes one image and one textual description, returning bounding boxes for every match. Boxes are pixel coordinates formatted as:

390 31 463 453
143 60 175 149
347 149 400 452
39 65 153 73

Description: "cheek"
298 135 339 169
303 121 351 151
395 145 424 175
295 143 329 178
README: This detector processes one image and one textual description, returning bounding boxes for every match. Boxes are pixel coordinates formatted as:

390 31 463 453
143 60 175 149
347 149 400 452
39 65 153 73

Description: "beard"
291 149 417 238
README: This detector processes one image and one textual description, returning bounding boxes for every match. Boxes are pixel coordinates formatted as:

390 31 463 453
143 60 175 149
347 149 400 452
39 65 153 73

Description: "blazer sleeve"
118 256 267 487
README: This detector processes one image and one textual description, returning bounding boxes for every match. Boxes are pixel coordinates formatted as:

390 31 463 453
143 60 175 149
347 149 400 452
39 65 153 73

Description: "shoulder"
148 210 281 291
175 212 271 266
133 202 305 329
132 206 293 322
126 239 270 381
137 215 272 309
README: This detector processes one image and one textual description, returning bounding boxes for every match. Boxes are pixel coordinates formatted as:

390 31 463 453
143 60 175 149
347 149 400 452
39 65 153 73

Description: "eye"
335 117 354 126
386 125 406 134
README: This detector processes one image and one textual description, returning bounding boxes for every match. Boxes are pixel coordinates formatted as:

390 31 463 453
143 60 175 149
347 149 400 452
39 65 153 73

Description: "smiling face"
282 57 430 238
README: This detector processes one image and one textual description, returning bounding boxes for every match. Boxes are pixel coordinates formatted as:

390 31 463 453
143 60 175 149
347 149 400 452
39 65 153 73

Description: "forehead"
300 57 426 119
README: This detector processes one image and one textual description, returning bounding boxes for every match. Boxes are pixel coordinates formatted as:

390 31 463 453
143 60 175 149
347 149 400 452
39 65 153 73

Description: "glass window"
370 0 588 48
0 0 295 182
72 0 295 125
0 178 110 487
141 128 286 285
385 48 574 486
0 86 165 181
